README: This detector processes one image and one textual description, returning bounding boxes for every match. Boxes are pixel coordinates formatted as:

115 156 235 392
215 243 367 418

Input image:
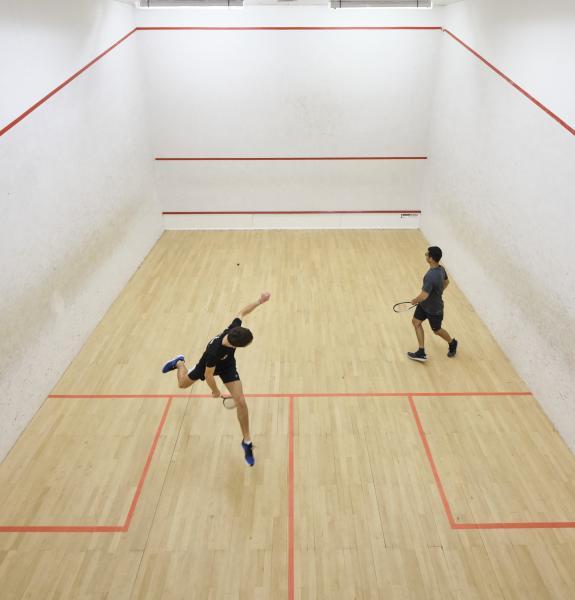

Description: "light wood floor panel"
0 397 171 527
1 230 574 599
129 396 288 599
415 395 575 524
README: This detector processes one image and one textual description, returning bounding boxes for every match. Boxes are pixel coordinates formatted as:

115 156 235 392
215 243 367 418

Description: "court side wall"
135 7 442 227
0 0 161 462
421 0 575 449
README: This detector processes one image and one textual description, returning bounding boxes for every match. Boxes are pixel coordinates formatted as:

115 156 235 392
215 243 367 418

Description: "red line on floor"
0 396 172 534
453 521 575 530
49 394 183 398
0 525 124 533
408 395 456 527
48 391 532 398
411 394 575 530
288 396 295 600
123 396 172 530
443 28 574 136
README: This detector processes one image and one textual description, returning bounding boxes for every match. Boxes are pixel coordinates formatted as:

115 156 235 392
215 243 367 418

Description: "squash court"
2 1 574 598
1 230 575 599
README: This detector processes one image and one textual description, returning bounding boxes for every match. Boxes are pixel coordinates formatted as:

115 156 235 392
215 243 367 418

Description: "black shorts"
414 305 444 332
188 359 240 384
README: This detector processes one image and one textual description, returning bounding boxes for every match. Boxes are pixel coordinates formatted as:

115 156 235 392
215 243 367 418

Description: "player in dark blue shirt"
407 246 457 362
161 292 271 465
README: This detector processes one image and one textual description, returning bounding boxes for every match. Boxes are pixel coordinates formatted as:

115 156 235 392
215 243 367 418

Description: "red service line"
162 210 421 215
49 391 529 398
0 396 172 534
155 156 427 161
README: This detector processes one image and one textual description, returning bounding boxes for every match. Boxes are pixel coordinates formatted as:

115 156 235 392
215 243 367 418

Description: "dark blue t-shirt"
420 266 448 315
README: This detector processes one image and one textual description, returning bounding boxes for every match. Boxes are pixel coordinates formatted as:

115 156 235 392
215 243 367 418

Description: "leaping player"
161 292 271 466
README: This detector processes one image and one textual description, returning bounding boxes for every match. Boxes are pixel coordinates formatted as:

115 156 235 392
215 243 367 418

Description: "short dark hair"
228 326 253 347
427 246 442 262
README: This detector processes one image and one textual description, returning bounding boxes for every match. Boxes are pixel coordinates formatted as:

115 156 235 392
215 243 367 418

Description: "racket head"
393 301 416 313
222 396 237 409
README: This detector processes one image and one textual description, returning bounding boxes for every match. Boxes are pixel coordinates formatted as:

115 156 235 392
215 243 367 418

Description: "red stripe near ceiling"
0 29 137 138
1 26 572 138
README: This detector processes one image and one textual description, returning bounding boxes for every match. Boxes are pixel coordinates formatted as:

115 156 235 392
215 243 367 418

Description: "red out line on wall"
442 28 575 137
137 26 443 31
1 25 572 138
0 28 137 138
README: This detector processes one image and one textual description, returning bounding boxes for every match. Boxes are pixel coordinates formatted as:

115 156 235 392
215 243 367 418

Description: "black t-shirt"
203 317 242 368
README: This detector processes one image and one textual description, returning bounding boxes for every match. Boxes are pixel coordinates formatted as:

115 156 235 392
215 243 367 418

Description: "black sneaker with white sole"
407 349 427 362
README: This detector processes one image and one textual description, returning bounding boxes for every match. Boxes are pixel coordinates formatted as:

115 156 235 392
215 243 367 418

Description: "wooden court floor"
1 230 575 599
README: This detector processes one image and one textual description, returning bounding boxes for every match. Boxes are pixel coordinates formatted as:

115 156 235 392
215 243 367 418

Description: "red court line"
122 396 172 530
137 26 442 31
443 29 575 136
0 525 124 534
155 156 427 161
0 29 137 139
48 391 532 398
410 394 575 530
3 26 572 141
408 395 456 527
163 210 421 215
288 396 295 600
453 520 575 530
0 396 172 534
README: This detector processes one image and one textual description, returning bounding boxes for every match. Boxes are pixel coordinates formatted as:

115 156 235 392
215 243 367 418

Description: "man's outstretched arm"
238 292 271 318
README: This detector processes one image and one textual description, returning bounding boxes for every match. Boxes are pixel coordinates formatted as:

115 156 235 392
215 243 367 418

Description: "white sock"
244 439 252 445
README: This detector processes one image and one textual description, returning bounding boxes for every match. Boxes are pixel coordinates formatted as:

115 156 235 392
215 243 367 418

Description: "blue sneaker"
161 355 185 373
241 440 255 467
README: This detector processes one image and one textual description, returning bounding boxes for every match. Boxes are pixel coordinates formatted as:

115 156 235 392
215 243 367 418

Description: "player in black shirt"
161 292 271 466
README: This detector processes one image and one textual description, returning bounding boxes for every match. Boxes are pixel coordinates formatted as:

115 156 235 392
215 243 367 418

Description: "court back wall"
422 0 575 450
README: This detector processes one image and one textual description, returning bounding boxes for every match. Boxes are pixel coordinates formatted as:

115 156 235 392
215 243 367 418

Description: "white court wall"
0 0 161 462
135 7 442 227
422 0 575 449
